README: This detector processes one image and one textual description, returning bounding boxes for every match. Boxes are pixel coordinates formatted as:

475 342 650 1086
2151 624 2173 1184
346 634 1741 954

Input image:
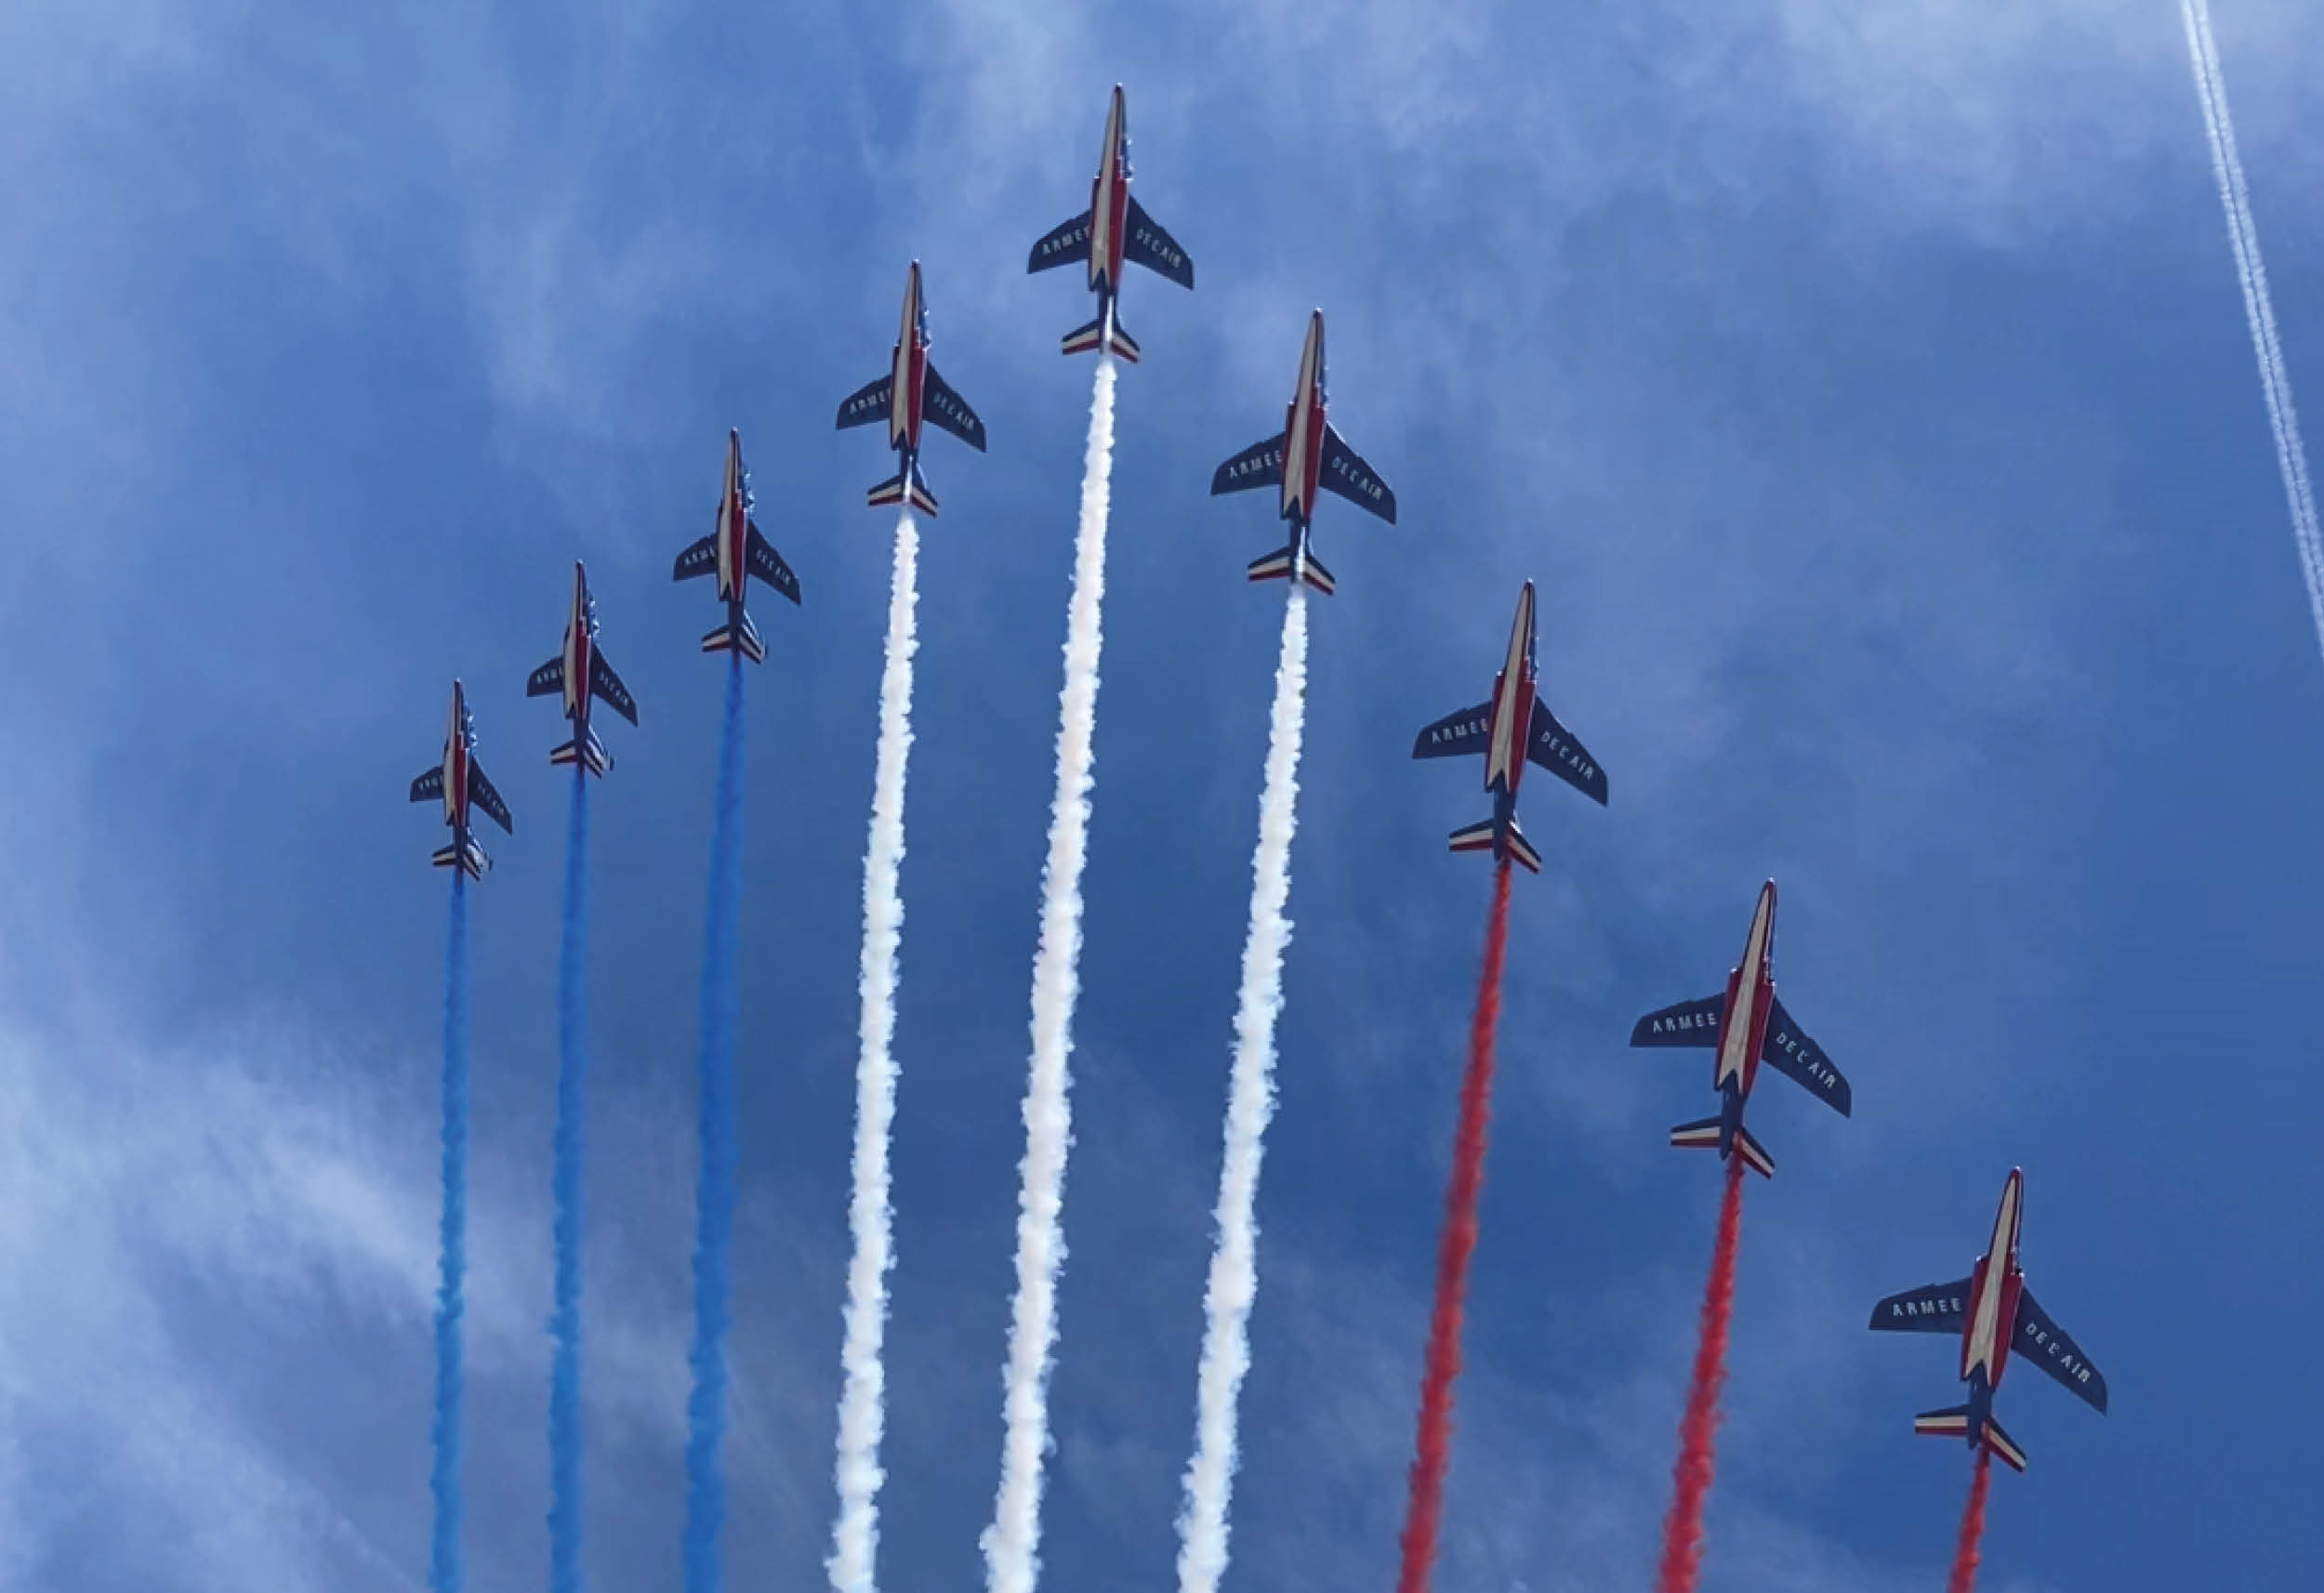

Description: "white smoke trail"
2179 0 2324 656
829 508 921 1593
1174 588 1311 1593
982 356 1117 1593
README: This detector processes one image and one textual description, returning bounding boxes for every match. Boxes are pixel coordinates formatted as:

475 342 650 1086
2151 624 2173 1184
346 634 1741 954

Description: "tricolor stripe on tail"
1448 817 1541 873
867 466 940 517
1063 316 1141 363
1915 1406 2027 1472
701 614 767 665
432 839 490 879
1248 545 1335 596
549 731 612 777
1670 1116 1776 1178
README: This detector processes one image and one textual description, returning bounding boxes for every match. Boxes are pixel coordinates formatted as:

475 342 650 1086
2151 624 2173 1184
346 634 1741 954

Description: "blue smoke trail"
432 868 471 1593
684 656 747 1593
549 770 591 1593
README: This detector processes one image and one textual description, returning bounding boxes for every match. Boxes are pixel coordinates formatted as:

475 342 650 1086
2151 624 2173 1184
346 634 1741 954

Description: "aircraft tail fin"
1447 818 1540 873
1063 315 1141 362
1981 1415 2027 1471
549 730 611 777
1670 1117 1775 1177
867 464 940 517
701 612 767 665
432 840 490 879
1247 545 1335 596
1913 1406 2025 1470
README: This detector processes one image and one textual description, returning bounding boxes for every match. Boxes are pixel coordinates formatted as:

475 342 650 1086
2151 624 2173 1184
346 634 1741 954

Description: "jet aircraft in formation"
673 428 800 664
1027 84 1195 363
1210 309 1396 596
1411 580 1606 872
526 560 638 776
1869 1167 2107 1472
836 260 986 517
1630 880 1852 1178
409 678 512 879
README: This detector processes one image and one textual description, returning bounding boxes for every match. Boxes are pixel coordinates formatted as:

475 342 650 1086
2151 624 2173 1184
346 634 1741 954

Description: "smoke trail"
684 657 748 1593
1174 589 1311 1593
829 509 922 1593
982 355 1117 1593
2179 0 2324 657
1394 859 1514 1593
1947 1448 1993 1593
430 870 471 1593
1654 1156 1747 1593
549 770 591 1593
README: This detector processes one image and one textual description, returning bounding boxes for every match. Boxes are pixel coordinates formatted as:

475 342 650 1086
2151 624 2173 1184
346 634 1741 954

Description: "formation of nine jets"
404 86 2109 1487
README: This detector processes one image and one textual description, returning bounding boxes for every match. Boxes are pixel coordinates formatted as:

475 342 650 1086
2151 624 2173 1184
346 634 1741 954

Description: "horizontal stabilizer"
1507 824 1542 874
1668 1117 1775 1176
549 732 611 777
431 840 489 879
1246 546 1333 595
867 470 940 517
1983 1417 2028 1472
1670 1116 1723 1151
1913 1406 1971 1439
1914 1408 2027 1471
1062 316 1140 362
701 616 767 665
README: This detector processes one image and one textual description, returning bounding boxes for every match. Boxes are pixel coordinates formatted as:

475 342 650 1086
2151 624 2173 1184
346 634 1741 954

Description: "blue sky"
3 0 2322 1588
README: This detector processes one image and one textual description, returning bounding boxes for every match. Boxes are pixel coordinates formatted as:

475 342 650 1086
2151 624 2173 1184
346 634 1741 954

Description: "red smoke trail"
1654 1154 1747 1593
1393 860 1513 1593
1947 1448 1993 1593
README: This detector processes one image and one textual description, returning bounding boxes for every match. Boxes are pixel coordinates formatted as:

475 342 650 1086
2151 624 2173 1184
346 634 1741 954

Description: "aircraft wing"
410 767 444 804
745 521 802 605
922 363 988 451
589 650 639 725
1759 995 1850 1116
1412 702 1492 760
1027 210 1093 273
1319 424 1396 523
2014 1287 2108 1413
836 375 894 431
1525 703 1607 805
1211 434 1285 495
1122 194 1194 288
1868 1279 1973 1334
468 762 514 835
526 657 564 698
673 534 719 582
1631 995 1726 1047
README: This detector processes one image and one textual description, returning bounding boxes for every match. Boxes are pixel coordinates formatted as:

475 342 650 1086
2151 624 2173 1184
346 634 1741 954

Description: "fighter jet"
1026 84 1195 363
1629 880 1851 1178
673 428 800 664
525 560 638 776
1411 580 1606 872
410 678 512 879
1209 310 1395 596
1869 1168 2108 1472
835 260 986 518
